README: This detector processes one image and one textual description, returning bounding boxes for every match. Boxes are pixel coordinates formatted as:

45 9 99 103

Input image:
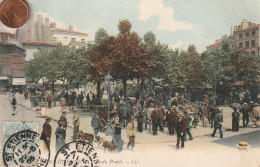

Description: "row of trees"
25 19 260 101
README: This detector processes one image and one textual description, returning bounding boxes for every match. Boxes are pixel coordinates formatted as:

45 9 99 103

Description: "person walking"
146 103 155 132
55 120 66 152
47 94 52 108
72 110 80 141
158 106 165 132
151 106 160 136
86 93 90 108
10 95 17 116
91 112 99 141
201 103 208 127
59 96 66 111
41 117 52 152
60 111 67 138
137 108 144 132
211 108 223 138
209 106 216 128
122 102 128 127
253 103 260 127
191 104 198 128
184 110 193 141
167 106 175 136
176 112 186 149
127 104 134 125
126 117 135 151
240 103 250 128
232 108 240 132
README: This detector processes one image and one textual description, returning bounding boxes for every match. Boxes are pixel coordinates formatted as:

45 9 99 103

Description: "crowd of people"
9 86 260 153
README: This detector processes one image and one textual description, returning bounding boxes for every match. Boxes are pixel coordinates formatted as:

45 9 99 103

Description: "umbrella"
231 103 241 109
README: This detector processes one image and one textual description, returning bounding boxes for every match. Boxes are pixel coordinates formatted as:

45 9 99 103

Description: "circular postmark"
2 130 50 167
54 141 99 167
0 0 29 28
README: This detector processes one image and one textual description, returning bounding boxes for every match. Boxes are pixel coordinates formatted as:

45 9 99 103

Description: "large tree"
109 20 154 98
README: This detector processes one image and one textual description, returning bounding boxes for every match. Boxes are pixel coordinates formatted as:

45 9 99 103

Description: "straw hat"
172 106 176 109
236 141 251 149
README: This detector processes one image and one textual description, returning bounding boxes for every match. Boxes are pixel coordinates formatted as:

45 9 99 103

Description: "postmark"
2 130 50 167
54 141 99 167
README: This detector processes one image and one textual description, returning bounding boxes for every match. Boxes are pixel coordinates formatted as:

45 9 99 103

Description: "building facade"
0 42 26 90
207 20 260 55
50 23 88 49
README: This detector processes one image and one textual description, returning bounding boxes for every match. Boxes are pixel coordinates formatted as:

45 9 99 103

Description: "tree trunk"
52 80 55 94
122 78 127 100
97 81 101 100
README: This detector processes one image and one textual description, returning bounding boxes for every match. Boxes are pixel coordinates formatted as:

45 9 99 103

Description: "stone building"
0 42 26 90
50 23 88 49
206 20 260 55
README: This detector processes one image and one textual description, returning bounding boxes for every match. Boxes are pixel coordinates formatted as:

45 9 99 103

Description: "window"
245 41 249 48
239 34 243 38
251 40 255 47
63 37 68 42
251 51 255 55
239 42 243 48
71 38 76 42
53 37 57 42
252 31 255 35
81 39 85 42
246 32 249 37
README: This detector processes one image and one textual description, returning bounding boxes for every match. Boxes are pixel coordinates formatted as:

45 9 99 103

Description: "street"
1 94 260 167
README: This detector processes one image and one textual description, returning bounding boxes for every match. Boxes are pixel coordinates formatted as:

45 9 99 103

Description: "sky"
0 0 260 52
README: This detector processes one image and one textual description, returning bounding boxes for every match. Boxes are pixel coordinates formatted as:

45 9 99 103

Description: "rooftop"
22 42 56 47
234 24 260 33
52 28 88 36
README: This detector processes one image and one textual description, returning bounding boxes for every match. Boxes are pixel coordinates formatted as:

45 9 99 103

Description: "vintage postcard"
0 0 260 166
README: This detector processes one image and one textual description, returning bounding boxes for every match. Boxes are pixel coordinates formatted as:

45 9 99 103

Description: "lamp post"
104 72 113 136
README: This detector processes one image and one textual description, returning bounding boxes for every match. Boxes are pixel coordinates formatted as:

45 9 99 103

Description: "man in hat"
42 117 52 152
191 104 198 128
147 103 155 132
176 112 186 149
184 108 193 141
10 94 17 116
249 101 254 114
91 111 99 140
209 106 216 128
232 108 240 131
72 110 80 141
167 106 178 136
126 117 135 151
60 111 67 137
253 103 260 127
158 106 165 132
201 103 208 127
150 106 160 136
211 108 223 138
137 108 144 132
240 103 250 128
127 104 134 125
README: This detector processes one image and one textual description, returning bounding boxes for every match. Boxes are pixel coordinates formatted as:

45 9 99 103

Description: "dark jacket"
214 112 223 128
183 114 192 129
91 115 99 128
176 117 186 134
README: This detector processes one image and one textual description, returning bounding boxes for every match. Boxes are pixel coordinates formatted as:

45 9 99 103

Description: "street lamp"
104 72 113 136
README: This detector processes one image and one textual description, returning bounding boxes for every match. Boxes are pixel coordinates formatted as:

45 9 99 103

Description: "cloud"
169 40 182 49
138 0 192 32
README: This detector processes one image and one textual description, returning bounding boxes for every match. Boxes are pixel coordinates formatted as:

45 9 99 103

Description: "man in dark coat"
151 108 160 136
232 108 240 131
176 113 186 149
184 110 193 141
64 92 69 106
47 94 52 108
127 105 134 125
209 106 216 128
158 106 165 132
42 117 52 152
167 106 177 136
137 108 144 132
240 103 250 128
211 108 223 138
122 103 128 127
91 112 99 140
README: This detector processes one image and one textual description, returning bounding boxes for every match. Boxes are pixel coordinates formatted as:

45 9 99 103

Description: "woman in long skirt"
55 121 66 152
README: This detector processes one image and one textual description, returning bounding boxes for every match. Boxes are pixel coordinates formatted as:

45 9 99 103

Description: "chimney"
69 25 73 31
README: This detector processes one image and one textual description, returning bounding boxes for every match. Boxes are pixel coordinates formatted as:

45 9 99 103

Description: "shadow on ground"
212 130 260 148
